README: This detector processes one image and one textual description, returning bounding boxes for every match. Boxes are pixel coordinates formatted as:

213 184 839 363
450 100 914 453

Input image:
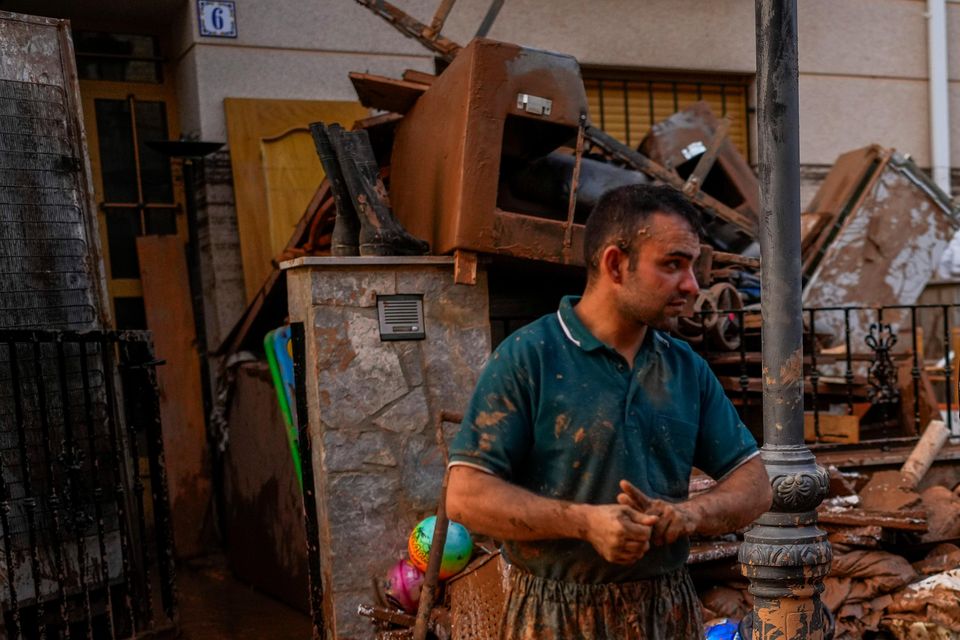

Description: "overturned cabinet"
390 38 591 264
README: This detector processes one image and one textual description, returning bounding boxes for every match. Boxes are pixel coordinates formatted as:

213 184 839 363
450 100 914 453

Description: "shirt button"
617 364 625 371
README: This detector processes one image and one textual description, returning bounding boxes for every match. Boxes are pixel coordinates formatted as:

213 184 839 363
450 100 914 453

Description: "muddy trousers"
499 566 703 640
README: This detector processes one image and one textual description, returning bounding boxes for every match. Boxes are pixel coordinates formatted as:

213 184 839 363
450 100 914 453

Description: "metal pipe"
740 2 832 638
927 0 951 193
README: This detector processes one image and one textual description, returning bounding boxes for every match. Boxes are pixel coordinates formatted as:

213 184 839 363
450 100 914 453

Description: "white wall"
169 0 958 169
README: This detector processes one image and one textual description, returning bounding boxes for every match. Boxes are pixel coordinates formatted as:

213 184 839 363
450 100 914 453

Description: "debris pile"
691 421 960 639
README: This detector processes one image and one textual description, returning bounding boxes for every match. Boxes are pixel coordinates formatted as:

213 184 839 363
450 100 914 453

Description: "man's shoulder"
495 312 564 355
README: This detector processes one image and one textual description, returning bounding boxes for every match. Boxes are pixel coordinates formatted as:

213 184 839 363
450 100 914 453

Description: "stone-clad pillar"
285 257 491 639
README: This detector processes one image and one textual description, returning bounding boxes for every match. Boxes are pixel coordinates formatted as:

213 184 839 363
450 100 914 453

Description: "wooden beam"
584 125 757 236
816 508 928 532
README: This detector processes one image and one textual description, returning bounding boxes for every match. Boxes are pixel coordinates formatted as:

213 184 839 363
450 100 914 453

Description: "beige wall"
168 0 960 172
7 0 959 168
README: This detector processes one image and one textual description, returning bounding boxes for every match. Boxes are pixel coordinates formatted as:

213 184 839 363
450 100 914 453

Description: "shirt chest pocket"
645 412 698 500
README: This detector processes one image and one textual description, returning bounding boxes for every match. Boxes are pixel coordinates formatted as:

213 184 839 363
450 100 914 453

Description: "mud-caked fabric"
500 566 703 640
448 295 758 583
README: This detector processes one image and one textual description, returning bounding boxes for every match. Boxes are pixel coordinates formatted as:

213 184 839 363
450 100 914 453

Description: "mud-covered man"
446 184 773 639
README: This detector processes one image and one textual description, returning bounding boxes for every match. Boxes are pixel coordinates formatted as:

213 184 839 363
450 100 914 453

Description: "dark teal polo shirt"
449 295 758 583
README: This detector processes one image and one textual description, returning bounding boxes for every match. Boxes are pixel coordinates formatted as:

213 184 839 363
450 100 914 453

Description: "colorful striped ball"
407 516 473 580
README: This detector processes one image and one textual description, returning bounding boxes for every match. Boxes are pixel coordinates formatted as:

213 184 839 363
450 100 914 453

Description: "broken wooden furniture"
639 101 760 253
802 145 959 348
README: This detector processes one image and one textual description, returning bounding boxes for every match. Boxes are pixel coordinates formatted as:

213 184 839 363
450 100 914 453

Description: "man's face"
613 212 701 330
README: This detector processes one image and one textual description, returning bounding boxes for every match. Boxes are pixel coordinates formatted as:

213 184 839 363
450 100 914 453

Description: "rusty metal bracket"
563 112 587 258
453 250 478 286
423 0 456 39
354 0 462 61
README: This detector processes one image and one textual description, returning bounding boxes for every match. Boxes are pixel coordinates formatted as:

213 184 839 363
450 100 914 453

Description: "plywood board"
137 235 210 558
804 413 860 444
225 98 368 301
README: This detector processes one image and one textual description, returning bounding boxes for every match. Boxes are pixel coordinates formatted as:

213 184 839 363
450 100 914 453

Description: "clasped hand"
582 480 701 566
617 479 701 547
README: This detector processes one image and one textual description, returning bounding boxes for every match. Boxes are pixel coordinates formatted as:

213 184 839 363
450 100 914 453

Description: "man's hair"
583 184 703 277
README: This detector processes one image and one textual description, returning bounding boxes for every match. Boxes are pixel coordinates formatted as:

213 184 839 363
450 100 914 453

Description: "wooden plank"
585 125 757 236
402 69 437 86
817 508 928 532
137 235 211 558
800 211 830 254
349 72 429 115
682 117 730 197
804 413 859 444
711 250 759 269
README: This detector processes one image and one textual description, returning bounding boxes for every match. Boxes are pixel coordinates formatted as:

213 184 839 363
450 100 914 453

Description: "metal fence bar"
738 309 749 408
100 337 136 636
844 308 855 415
128 338 178 622
32 341 70 635
943 305 953 435
79 341 116 639
910 307 921 435
117 341 154 630
291 322 326 640
808 309 821 440
0 411 21 638
57 339 95 640
9 341 45 640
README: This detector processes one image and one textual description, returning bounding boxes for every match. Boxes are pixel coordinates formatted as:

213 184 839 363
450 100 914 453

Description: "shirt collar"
556 295 670 355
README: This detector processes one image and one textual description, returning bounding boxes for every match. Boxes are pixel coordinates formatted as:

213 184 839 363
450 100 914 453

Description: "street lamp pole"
740 2 832 638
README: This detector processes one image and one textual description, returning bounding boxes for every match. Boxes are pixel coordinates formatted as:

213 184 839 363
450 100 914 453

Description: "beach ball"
408 515 472 579
383 559 424 613
704 618 741 640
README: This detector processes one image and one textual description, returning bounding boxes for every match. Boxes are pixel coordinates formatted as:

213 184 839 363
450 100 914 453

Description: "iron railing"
0 330 176 639
681 303 960 444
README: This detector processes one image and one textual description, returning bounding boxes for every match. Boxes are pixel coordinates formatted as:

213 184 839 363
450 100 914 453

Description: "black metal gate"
0 330 176 639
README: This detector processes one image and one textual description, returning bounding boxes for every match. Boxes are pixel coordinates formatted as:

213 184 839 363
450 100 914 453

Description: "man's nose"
680 267 700 297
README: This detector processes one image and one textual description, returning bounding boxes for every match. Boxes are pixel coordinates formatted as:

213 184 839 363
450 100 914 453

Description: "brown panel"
137 235 211 558
225 98 368 301
223 363 308 612
349 72 427 114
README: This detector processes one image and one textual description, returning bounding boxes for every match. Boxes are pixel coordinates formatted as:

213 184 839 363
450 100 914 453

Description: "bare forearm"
446 465 588 541
687 456 771 537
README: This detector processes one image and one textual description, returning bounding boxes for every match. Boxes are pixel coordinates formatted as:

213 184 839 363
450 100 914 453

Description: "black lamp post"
739 2 832 638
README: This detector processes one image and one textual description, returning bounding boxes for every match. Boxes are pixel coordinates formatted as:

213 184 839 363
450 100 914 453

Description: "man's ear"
600 245 627 284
